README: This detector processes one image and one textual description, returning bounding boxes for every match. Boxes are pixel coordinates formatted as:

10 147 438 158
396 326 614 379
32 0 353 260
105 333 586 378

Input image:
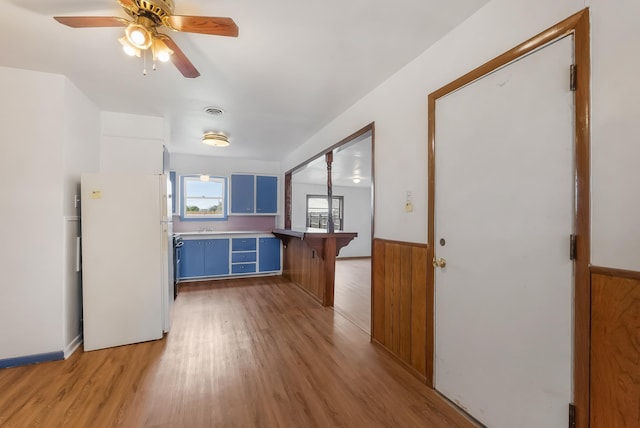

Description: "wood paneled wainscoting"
590 266 640 427
372 238 429 380
281 234 326 303
275 229 357 307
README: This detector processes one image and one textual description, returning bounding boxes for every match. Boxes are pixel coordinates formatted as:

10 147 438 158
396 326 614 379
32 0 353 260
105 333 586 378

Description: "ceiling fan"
54 0 238 78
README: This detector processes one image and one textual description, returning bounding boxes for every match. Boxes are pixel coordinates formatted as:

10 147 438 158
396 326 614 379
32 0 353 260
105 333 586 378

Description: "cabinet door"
180 240 205 278
231 175 255 214
259 237 281 272
204 239 230 276
256 176 278 214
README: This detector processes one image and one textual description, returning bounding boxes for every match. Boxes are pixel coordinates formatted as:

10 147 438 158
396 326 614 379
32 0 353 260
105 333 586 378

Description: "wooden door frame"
426 9 590 427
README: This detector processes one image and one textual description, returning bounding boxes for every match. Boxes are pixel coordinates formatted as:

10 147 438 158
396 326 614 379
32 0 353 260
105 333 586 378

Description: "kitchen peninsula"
273 228 357 306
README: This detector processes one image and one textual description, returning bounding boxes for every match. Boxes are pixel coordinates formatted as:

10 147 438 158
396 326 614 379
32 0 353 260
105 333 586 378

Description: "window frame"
179 175 228 221
306 195 344 231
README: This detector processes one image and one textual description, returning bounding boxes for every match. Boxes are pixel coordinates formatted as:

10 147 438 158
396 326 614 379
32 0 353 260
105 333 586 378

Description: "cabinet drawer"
232 238 257 251
232 252 257 263
232 263 256 274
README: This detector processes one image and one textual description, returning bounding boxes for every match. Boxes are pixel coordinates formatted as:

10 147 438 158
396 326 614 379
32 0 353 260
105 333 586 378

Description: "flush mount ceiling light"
352 176 361 184
202 132 230 147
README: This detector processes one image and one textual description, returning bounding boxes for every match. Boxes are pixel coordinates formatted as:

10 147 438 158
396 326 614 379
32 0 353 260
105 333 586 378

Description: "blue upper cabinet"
230 174 278 215
256 176 278 214
230 174 255 214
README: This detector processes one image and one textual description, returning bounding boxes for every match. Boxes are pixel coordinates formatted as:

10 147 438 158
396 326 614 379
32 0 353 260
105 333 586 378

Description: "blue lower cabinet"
259 237 281 272
180 238 229 278
179 236 279 279
180 240 205 278
204 239 230 276
232 263 257 274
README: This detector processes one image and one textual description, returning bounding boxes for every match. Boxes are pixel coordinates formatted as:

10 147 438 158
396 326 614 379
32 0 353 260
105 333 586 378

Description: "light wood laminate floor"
334 257 372 334
0 276 476 428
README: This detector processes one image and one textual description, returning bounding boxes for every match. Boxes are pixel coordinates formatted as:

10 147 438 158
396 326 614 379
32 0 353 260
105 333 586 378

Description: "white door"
434 36 574 428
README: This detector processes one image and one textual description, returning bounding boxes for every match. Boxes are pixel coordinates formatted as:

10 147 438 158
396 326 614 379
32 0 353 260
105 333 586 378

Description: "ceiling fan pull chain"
143 49 147 76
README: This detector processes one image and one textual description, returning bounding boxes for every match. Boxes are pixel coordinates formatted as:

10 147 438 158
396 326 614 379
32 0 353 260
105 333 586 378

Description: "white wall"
0 67 100 361
170 153 280 176
0 67 65 359
282 0 639 271
292 183 371 257
100 112 165 174
589 0 640 270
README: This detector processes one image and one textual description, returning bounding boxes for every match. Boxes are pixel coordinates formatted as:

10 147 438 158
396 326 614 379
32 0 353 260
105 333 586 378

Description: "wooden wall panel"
372 238 429 379
411 247 427 375
590 268 640 428
282 237 324 303
372 240 386 344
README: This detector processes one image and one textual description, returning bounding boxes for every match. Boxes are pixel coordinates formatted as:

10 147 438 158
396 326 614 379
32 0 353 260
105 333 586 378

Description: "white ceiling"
0 0 488 161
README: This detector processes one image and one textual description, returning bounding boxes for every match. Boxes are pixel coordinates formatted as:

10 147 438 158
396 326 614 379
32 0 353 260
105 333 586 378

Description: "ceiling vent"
203 106 224 116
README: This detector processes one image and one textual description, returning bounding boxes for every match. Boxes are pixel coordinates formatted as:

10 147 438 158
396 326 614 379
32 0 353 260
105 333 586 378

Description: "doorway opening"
285 124 375 335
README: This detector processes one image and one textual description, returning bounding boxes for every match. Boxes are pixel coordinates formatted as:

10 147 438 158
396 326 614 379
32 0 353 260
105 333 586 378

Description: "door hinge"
570 64 577 91
569 403 576 428
570 234 577 260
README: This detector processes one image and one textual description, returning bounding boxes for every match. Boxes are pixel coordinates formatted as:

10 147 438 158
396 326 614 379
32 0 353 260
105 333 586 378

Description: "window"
306 195 344 230
180 175 227 220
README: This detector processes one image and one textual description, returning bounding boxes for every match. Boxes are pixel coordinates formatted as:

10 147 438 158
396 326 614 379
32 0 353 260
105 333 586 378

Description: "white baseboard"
64 334 83 358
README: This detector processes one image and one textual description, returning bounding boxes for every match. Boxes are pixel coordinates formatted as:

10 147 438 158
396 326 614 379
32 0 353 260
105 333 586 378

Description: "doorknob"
433 257 447 268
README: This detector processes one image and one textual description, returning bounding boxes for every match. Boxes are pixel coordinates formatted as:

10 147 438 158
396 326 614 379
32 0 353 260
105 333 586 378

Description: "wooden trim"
426 8 591 425
572 11 591 428
284 172 292 229
373 238 428 249
590 265 640 281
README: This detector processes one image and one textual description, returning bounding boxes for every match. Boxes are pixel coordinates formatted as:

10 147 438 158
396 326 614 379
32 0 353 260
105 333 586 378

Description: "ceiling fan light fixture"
152 38 173 63
118 36 141 57
202 132 230 147
125 23 152 50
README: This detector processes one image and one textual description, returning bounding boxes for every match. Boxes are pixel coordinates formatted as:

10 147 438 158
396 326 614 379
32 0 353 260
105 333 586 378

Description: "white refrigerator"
81 173 174 352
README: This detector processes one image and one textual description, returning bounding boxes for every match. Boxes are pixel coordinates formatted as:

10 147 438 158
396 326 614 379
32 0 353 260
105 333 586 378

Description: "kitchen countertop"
177 230 274 238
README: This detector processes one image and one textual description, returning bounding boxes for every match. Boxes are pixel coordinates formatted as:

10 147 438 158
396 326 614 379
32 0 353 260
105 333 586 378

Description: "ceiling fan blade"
117 0 137 10
157 34 200 78
54 16 128 28
166 16 238 37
